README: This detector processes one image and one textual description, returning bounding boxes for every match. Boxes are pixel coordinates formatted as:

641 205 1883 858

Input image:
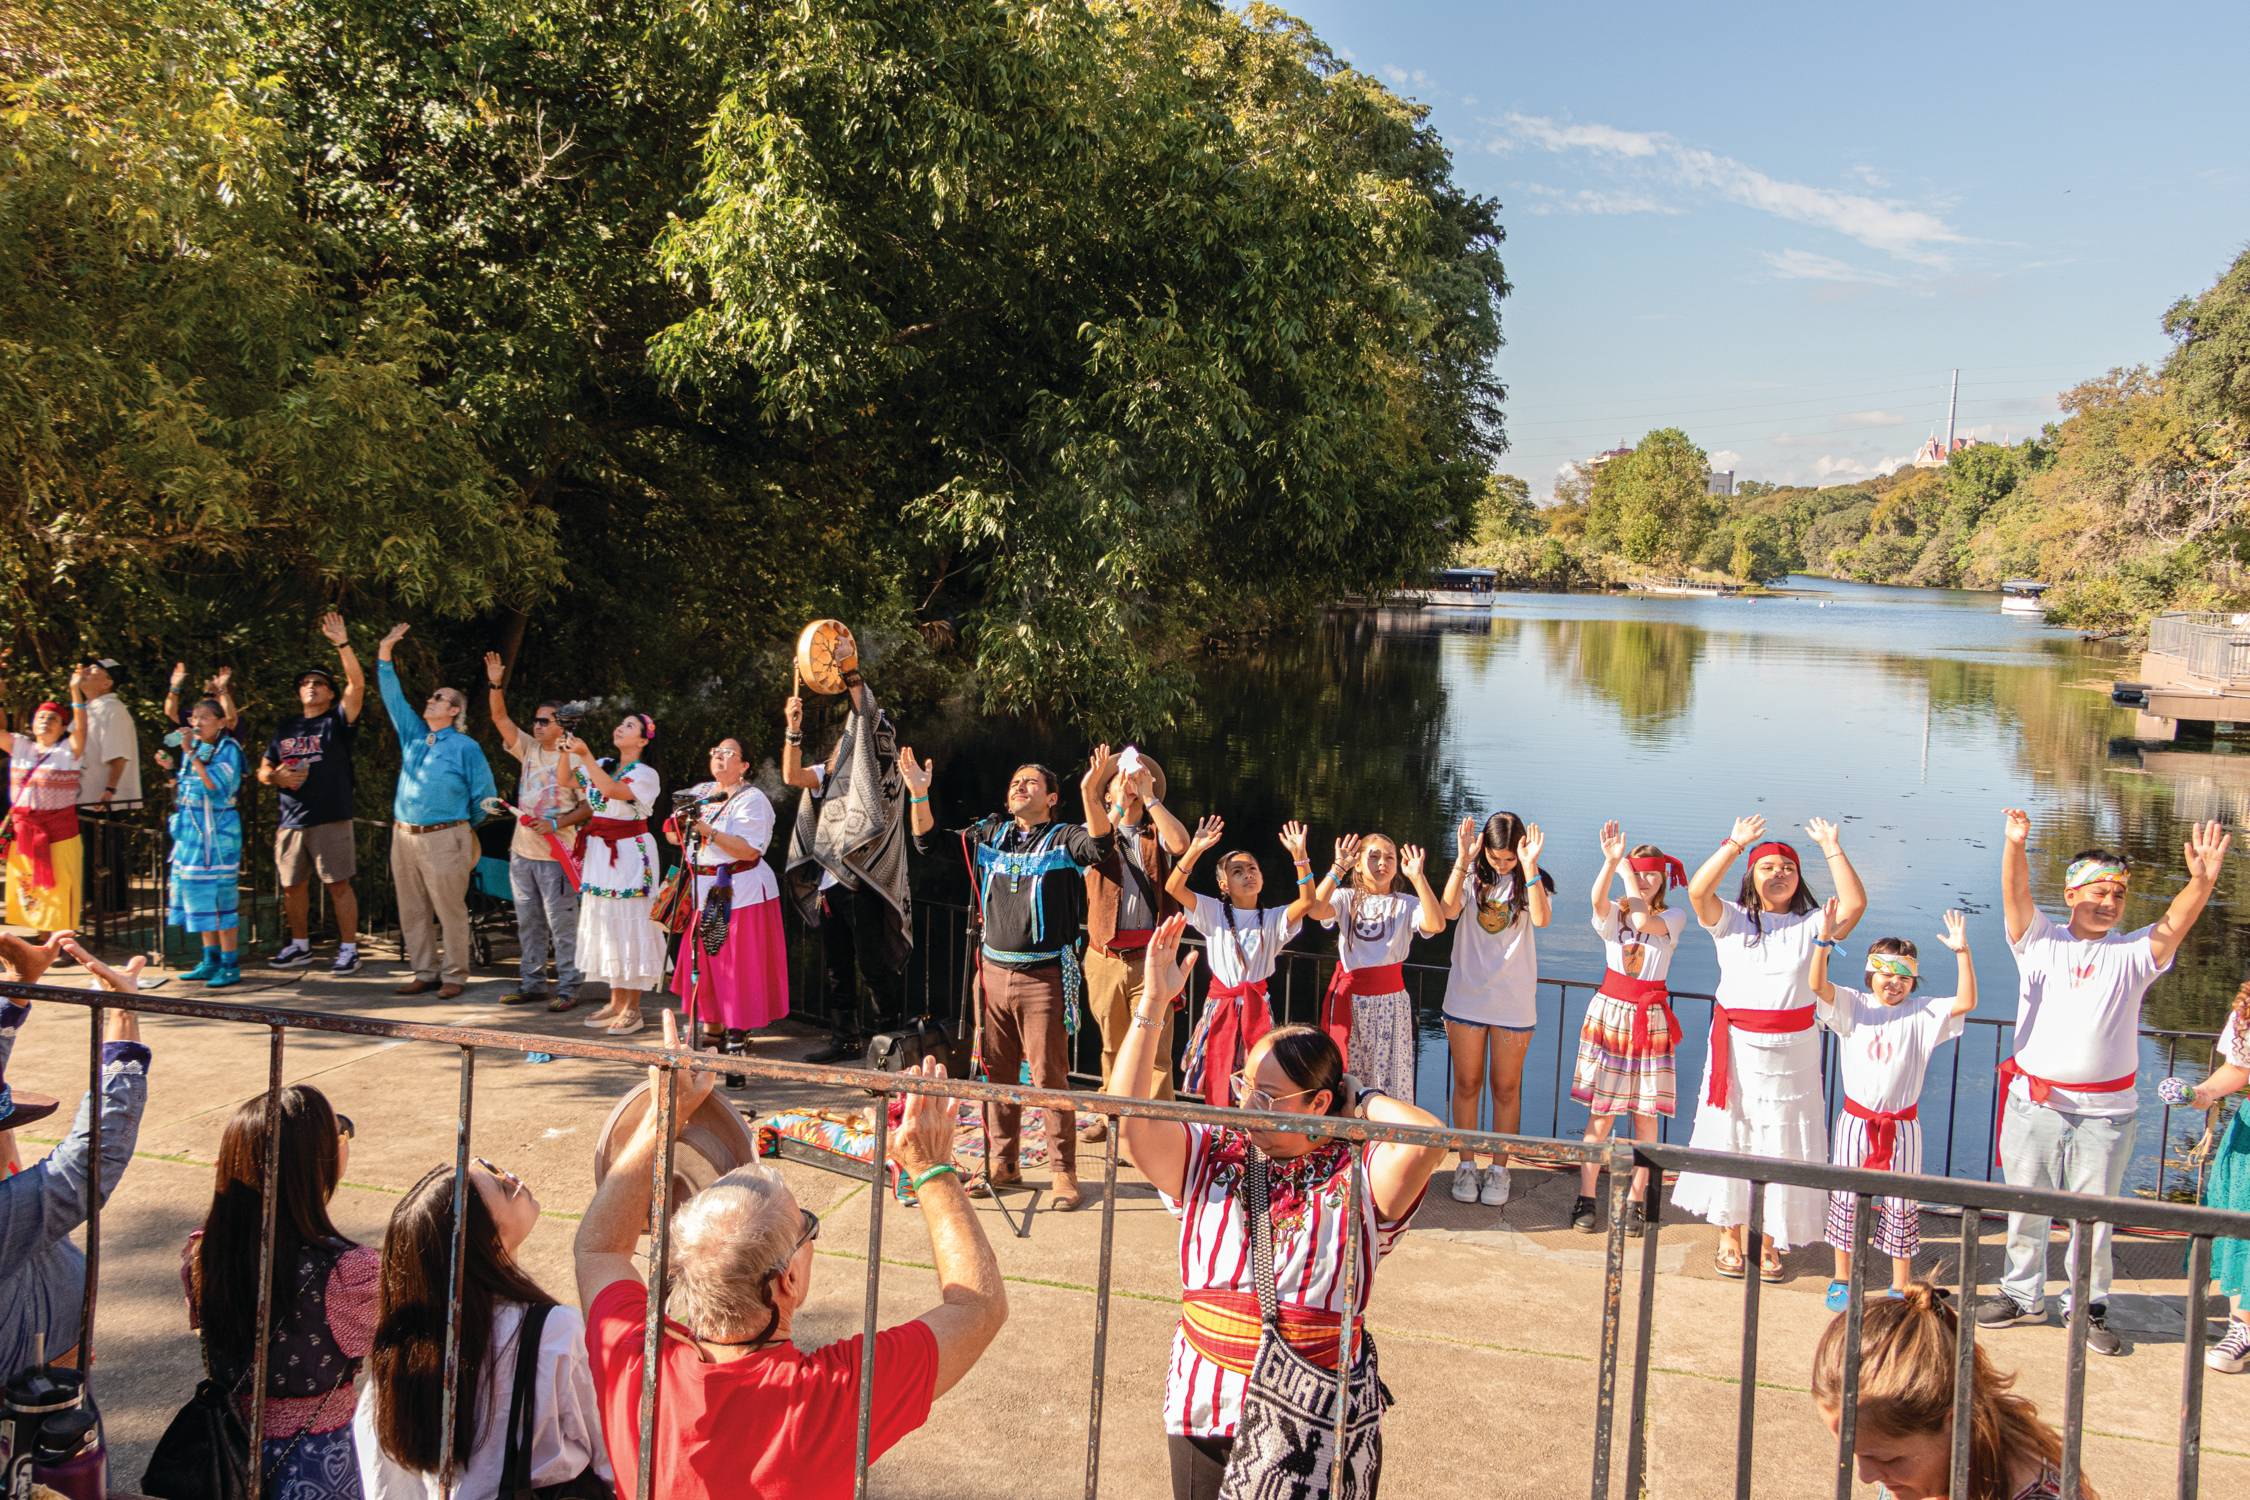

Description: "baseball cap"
297 666 340 692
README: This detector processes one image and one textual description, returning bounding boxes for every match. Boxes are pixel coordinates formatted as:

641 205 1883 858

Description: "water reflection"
1539 618 1705 740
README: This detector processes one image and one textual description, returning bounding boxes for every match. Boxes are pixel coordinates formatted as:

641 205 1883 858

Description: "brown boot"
1050 1170 1084 1211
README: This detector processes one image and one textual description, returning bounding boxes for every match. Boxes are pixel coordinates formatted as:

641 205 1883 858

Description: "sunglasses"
532 715 556 727
1226 1074 1322 1114
474 1156 524 1196
765 1207 819 1278
336 1114 355 1140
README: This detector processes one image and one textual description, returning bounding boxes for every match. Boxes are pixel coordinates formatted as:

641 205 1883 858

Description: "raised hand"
898 746 934 796
1084 743 1119 788
1518 821 1545 872
2002 808 2031 847
169 662 189 691
1936 909 1970 953
1599 819 1627 864
1332 833 1363 875
1819 895 1842 939
1130 764 1158 803
784 695 803 732
1804 816 1842 855
2186 820 2233 883
1278 820 1310 862
1189 814 1225 855
318 610 349 647
887 1056 959 1175
1454 815 1478 865
483 651 506 687
1145 910 1200 1010
1728 813 1767 848
211 665 233 693
68 665 85 694
1399 843 1428 882
379 622 411 656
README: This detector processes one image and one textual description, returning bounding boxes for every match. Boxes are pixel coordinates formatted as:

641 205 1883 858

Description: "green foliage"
2164 244 2250 430
1472 473 1538 546
1728 514 1793 582
1584 427 1710 569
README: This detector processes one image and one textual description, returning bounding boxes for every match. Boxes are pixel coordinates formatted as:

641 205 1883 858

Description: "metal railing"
2148 611 2250 684
12 977 2248 1500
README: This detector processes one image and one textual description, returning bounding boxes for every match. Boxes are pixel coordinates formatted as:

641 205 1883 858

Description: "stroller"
466 817 521 970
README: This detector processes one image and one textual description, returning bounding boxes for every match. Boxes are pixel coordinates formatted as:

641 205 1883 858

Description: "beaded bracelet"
908 1163 960 1190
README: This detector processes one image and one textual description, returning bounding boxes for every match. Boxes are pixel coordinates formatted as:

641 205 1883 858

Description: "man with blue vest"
375 622 496 999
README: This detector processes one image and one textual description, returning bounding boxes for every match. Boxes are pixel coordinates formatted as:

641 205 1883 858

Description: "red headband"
34 701 65 718
1626 853 1688 888
1745 840 1799 870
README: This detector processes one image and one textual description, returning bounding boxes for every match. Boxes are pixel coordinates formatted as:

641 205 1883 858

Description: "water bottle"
1 1337 93 1500
29 1407 104 1500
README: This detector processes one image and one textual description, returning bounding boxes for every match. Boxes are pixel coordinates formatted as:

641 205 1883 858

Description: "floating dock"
2111 612 2250 740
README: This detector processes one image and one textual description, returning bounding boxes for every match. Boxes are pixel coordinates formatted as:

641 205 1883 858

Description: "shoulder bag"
500 1303 616 1500
144 1260 327 1500
1215 1145 1392 1500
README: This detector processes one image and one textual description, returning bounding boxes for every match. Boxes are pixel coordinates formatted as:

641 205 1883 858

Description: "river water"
907 576 2247 1194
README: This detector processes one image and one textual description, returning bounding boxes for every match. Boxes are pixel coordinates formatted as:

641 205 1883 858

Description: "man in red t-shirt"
575 1024 1007 1500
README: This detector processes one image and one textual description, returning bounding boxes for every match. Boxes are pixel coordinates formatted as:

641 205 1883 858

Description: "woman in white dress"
1306 832 1449 1101
563 714 667 1036
1674 812 1866 1282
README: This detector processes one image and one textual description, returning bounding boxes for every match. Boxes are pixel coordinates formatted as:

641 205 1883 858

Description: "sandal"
1759 1253 1787 1284
1714 1247 1748 1280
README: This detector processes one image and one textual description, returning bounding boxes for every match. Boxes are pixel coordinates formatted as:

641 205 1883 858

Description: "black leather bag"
865 1015 966 1075
501 1303 616 1500
140 1371 251 1500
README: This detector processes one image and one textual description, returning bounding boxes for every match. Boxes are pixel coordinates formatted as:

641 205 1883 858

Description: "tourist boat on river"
1395 567 1500 610
2001 579 2050 615
1625 576 1742 598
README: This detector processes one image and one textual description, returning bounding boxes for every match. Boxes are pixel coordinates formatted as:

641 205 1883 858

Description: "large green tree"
1585 427 1710 569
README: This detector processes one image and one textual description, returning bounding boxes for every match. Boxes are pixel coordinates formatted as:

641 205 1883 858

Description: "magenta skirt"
671 898 790 1030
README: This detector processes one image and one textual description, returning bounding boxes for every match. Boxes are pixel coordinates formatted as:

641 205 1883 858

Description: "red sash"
575 815 647 865
1320 962 1406 1065
1993 1057 2137 1165
1180 1288 1349 1375
1841 1096 1918 1172
1704 1003 1817 1110
6 804 79 890
1104 926 1155 953
1597 970 1677 1058
1198 978 1274 1106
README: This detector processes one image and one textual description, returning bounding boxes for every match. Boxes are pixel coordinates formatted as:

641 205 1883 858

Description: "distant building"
1587 445 1633 471
1706 469 1735 497
1912 434 1977 469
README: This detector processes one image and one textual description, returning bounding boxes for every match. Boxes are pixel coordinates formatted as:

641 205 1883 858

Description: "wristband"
910 794 929 805
784 730 803 744
907 1163 960 1191
1812 938 1846 953
1296 872 1314 885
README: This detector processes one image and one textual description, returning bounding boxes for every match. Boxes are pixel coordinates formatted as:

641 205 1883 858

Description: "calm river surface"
909 576 2248 1193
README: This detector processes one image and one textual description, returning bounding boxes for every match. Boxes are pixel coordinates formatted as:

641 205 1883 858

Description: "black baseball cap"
77 656 123 682
296 666 340 692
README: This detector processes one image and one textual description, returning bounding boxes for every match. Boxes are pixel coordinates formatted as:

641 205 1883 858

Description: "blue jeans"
1999 1097 2136 1313
510 854 581 998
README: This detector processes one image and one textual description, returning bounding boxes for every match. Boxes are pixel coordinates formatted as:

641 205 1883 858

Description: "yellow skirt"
6 835 84 931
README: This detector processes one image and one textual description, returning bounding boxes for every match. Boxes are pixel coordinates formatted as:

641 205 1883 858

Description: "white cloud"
1381 64 1432 89
1801 451 1914 483
1839 409 1908 428
1488 112 1962 266
1521 184 1685 217
1709 449 1744 470
1761 249 1908 287
1848 164 1891 190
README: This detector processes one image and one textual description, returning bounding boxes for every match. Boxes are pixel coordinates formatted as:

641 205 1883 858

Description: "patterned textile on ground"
755 1100 1056 1204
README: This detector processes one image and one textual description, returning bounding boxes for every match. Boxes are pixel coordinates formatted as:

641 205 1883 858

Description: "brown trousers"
979 958 1075 1176
1085 942 1175 1100
391 823 475 983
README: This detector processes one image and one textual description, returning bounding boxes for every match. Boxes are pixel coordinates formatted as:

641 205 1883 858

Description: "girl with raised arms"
1165 817 1320 1107
1672 813 1866 1281
1306 831 1449 1101
1436 811 1552 1208
1569 821 1691 1236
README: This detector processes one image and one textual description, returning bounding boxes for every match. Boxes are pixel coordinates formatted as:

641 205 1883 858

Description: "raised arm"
1999 808 2035 946
1439 816 1476 921
1307 833 1358 924
780 696 820 789
321 612 365 722
2153 820 2232 969
1080 744 1119 840
888 1058 1007 1398
483 652 521 753
211 667 239 732
899 747 937 837
375 624 416 748
1937 909 1977 1018
1278 821 1318 924
1592 821 1626 925
1688 814 1762 927
1401 844 1447 936
163 663 186 728
1167 815 1224 908
1807 898 1839 1004
1110 914 1199 1197
1140 771 1190 857
1361 1086 1449 1222
1804 817 1866 938
562 734 636 804
63 669 89 758
1519 822 1551 928
573 1015 717 1311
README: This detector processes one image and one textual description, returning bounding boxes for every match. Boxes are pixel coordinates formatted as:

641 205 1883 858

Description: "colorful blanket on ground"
756 1100 1056 1204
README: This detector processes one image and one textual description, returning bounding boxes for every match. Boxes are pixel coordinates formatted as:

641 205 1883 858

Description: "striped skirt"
1825 1110 1925 1259
1570 989 1678 1118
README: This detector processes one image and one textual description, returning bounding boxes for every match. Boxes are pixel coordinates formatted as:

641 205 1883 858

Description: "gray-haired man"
376 623 496 999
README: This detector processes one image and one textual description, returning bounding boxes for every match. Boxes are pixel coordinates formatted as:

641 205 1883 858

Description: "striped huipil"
1159 1123 1424 1438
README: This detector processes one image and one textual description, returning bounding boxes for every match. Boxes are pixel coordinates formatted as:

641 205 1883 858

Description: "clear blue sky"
1278 0 2250 497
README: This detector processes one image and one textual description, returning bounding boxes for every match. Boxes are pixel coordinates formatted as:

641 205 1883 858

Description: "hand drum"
796 619 860 696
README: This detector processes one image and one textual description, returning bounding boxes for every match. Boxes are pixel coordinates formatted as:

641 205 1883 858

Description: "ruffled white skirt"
577 894 668 991
1669 1028 1829 1249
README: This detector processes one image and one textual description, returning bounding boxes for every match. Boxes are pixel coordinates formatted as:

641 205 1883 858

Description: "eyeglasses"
474 1156 523 1196
336 1114 355 1140
1226 1074 1321 1114
765 1207 820 1280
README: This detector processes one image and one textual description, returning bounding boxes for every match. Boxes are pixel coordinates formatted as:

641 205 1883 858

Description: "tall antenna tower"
1945 368 1959 454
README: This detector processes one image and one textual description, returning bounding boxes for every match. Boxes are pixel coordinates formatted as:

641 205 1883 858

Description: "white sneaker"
272 939 313 967
330 943 361 975
1449 1162 1479 1203
2209 1321 2250 1373
1480 1164 1512 1207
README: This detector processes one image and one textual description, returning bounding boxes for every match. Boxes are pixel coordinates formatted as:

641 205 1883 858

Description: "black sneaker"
272 939 314 968
1570 1195 1600 1234
1974 1294 2045 1328
2083 1303 2127 1357
1625 1201 1648 1239
805 1037 863 1065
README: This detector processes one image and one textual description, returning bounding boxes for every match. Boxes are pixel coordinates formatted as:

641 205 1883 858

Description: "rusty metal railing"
10 977 2248 1500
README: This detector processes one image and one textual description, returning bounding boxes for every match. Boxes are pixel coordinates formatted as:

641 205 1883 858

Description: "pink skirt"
671 898 790 1030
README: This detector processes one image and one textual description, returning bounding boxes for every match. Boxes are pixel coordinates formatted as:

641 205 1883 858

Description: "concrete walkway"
6 951 2243 1498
